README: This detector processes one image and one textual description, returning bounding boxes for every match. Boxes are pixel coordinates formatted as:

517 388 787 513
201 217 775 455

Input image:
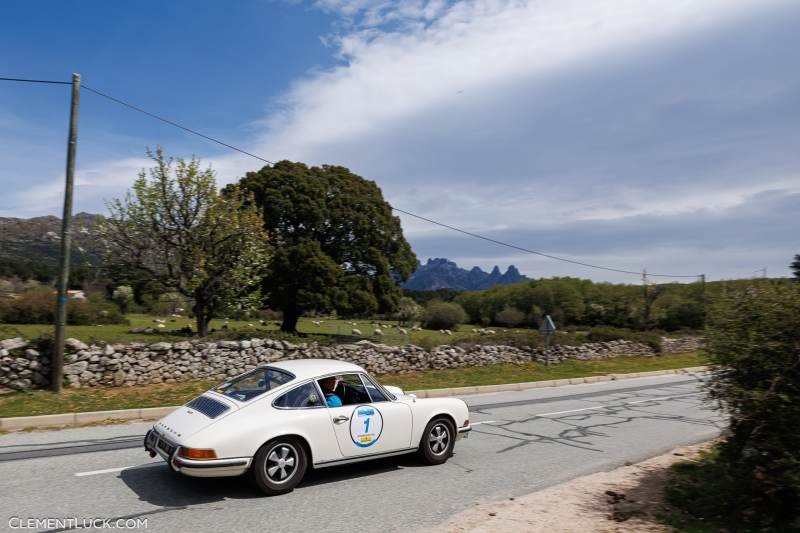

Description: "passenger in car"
318 376 343 407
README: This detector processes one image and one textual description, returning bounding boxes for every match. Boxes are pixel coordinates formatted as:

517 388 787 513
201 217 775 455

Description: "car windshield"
214 367 294 402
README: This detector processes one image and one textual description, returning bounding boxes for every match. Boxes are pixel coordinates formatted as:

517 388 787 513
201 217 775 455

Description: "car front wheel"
251 437 307 495
418 417 455 465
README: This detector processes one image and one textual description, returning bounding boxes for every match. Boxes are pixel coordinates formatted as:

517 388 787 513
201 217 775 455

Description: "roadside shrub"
586 326 662 352
0 288 127 325
421 301 467 330
702 281 800 527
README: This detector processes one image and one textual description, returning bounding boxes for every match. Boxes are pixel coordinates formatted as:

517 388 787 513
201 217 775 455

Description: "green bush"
494 306 525 327
586 326 662 352
0 288 127 325
702 281 800 527
421 301 467 330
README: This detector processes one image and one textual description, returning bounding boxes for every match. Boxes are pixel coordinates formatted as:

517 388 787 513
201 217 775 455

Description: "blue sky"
1 0 798 283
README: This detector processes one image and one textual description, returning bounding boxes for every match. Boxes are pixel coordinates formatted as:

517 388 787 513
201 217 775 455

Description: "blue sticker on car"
350 405 383 447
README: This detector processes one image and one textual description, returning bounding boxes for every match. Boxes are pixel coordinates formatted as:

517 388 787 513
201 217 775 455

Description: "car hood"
154 393 240 441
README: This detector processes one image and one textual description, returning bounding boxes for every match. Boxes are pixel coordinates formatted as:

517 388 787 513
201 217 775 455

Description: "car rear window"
214 367 294 402
274 383 324 409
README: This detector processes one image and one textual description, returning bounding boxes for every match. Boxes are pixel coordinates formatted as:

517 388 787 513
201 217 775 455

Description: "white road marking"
470 420 497 426
75 462 163 477
534 392 703 418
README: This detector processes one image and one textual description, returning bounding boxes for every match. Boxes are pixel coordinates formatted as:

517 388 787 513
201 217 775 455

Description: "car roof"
269 359 366 381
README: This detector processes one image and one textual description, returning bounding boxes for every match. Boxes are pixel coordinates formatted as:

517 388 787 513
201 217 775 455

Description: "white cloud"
6 0 799 282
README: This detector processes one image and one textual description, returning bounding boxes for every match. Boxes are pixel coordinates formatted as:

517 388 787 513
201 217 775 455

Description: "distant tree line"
408 276 793 332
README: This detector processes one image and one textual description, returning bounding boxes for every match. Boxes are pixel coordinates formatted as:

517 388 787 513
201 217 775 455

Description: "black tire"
251 437 308 496
418 417 456 465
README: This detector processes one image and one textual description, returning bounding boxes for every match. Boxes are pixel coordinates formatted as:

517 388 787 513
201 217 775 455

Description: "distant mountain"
0 213 104 280
402 258 528 291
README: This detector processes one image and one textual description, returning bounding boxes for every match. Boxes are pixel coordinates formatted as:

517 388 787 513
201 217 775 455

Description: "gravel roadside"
426 440 717 533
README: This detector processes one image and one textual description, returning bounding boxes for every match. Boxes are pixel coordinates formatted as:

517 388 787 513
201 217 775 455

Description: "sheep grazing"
259 320 266 325
444 329 453 335
247 323 254 327
312 320 322 326
486 329 496 335
157 323 165 328
351 328 362 336
373 328 384 336
398 327 408 335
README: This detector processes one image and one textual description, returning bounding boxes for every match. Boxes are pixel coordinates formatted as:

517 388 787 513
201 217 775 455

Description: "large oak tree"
233 161 416 332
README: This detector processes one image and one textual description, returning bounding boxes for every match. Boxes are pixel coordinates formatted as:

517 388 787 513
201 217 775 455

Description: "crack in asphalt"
471 395 724 455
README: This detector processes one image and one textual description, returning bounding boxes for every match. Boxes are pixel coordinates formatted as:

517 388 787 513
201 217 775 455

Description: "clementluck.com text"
8 516 148 529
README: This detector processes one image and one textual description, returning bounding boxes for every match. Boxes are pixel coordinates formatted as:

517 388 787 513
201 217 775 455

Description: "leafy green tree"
651 292 704 331
704 281 800 526
791 254 800 281
234 161 416 332
101 148 270 336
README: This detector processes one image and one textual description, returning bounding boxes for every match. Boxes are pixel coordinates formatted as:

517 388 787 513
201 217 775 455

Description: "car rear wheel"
418 417 455 465
251 437 307 495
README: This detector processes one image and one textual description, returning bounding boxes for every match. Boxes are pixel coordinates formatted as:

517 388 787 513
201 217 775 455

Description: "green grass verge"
0 352 706 418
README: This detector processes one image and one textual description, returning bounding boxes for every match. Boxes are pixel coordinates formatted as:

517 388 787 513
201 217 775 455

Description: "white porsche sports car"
144 359 471 495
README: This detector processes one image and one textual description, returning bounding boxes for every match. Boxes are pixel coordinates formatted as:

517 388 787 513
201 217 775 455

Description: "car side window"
322 374 371 406
274 382 324 409
360 374 389 403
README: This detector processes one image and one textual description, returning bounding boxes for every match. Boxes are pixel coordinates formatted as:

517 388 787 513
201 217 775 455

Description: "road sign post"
539 315 556 366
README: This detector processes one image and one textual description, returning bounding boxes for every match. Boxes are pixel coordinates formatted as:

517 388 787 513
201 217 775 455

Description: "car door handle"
333 415 349 424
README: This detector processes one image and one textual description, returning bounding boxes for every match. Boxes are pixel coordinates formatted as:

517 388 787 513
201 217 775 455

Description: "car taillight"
462 419 469 427
179 447 218 460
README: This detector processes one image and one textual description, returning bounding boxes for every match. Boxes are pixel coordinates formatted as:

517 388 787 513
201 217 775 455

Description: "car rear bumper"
144 429 251 478
457 426 472 439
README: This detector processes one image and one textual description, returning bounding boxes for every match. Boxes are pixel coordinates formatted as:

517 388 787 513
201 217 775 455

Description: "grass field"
0 314 538 348
0 352 706 418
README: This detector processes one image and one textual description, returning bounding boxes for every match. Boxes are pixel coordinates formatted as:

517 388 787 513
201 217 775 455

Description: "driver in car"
318 376 343 407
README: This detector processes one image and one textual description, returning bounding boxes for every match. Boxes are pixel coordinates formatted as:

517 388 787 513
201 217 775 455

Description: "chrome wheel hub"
429 424 450 455
265 444 297 483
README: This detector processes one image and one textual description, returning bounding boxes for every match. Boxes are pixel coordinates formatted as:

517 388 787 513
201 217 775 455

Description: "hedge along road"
0 373 723 533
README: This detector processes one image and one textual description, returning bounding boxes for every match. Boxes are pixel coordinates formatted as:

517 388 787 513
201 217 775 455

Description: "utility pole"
699 273 707 323
52 73 81 393
641 268 650 327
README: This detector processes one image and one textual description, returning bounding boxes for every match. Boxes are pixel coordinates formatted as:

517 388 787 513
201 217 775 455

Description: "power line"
0 76 70 85
82 84 275 166
3 75 703 280
392 207 699 278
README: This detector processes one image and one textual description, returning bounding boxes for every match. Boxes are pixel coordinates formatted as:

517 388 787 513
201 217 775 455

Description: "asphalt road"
0 373 724 532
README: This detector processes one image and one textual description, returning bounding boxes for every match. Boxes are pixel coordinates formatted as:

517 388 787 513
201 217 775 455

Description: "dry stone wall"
0 335 702 391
